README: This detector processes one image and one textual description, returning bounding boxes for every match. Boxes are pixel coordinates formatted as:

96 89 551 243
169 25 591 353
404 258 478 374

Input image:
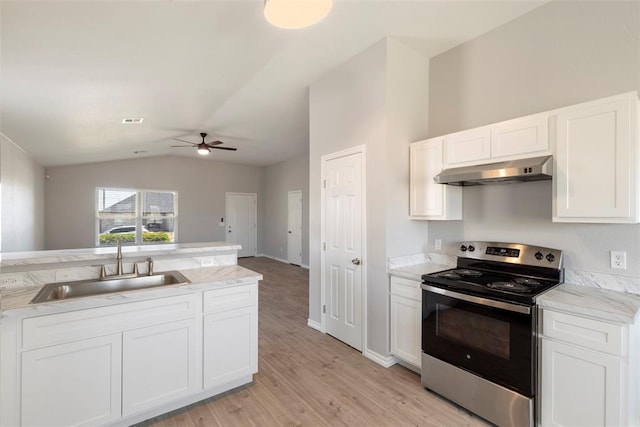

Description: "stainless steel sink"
30 271 191 304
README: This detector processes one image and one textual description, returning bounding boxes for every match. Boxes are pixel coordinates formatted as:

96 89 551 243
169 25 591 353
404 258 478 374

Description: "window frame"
95 187 178 247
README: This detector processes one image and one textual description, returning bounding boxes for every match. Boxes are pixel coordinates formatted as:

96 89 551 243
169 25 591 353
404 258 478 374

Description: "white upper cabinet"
410 138 462 220
443 127 491 167
491 113 549 159
443 113 550 168
553 92 639 223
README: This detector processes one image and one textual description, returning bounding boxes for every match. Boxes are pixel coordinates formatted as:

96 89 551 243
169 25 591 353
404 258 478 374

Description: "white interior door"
287 190 303 265
323 149 364 351
225 193 257 258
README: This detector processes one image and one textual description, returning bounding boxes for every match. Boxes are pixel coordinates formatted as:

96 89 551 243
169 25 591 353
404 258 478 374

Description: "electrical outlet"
200 258 215 267
0 274 23 287
434 239 442 250
610 251 627 269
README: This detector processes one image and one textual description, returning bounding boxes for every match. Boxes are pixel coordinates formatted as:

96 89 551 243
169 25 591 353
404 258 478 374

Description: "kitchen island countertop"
1 264 262 315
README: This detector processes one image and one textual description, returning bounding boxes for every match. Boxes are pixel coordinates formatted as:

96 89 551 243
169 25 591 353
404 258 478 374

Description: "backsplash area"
0 244 237 290
427 182 640 294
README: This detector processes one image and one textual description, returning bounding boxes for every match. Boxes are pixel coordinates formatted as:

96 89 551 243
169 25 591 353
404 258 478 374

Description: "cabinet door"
444 126 491 167
541 339 623 427
204 306 257 389
491 113 549 159
554 94 638 222
122 318 199 416
409 138 462 220
21 334 122 427
390 294 421 368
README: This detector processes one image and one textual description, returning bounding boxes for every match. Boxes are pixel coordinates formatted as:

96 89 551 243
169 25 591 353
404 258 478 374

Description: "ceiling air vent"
122 118 144 124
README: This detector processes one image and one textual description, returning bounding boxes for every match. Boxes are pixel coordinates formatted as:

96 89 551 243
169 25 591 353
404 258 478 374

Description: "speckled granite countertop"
1 265 262 315
538 283 640 325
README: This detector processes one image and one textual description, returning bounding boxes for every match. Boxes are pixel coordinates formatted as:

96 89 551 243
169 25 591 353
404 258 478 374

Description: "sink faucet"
146 257 154 276
116 240 124 276
99 240 137 280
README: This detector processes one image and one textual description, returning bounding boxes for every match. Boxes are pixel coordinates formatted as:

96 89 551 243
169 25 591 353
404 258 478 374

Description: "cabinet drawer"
203 283 257 314
22 294 198 350
542 310 624 356
390 276 421 301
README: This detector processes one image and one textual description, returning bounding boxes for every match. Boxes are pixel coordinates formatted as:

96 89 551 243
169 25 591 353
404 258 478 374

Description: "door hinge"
323 305 326 314
322 242 326 251
323 179 326 189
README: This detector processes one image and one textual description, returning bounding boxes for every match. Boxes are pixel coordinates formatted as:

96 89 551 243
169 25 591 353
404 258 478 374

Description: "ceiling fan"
171 132 238 155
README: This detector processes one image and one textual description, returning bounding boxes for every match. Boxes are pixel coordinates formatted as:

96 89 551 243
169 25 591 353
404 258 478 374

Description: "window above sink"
96 187 178 247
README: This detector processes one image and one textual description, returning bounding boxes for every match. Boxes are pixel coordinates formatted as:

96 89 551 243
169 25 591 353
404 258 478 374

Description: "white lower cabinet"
541 339 622 426
2 282 260 426
122 319 199 416
389 276 422 369
21 334 123 427
539 308 639 427
203 283 259 389
204 306 258 388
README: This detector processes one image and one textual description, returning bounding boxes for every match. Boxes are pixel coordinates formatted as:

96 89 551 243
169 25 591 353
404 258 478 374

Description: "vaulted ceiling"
1 1 546 167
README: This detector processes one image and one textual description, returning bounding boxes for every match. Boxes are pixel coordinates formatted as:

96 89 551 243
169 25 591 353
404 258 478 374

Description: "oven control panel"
457 241 563 269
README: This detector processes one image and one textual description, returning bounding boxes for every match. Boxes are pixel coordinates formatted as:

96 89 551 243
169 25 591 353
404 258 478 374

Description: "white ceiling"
1 1 547 168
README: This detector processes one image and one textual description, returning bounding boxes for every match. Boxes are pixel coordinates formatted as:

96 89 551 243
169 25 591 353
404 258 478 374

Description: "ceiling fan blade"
170 145 197 148
205 140 224 147
210 146 238 151
173 138 197 145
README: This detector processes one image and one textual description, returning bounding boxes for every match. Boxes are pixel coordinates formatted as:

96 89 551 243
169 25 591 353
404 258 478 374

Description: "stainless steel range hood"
434 155 553 186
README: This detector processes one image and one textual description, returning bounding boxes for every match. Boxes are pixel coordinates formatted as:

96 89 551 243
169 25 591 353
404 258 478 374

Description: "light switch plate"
435 239 442 250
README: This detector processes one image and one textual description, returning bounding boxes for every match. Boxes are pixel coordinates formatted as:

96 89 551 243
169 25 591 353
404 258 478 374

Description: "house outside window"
96 188 177 246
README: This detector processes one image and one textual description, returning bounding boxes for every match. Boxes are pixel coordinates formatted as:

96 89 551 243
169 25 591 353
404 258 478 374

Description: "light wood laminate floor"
140 257 490 427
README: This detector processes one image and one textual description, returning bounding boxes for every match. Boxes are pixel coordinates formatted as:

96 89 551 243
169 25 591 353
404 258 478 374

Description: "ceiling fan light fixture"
197 144 210 155
264 0 332 29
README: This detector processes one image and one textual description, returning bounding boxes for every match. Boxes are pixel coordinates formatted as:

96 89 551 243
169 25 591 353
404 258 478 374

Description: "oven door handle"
421 284 531 315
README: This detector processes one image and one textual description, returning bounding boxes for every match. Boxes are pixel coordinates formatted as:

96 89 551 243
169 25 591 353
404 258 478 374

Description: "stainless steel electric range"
421 242 563 427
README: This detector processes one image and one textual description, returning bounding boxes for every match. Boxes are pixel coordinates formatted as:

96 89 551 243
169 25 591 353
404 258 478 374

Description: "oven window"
436 304 510 359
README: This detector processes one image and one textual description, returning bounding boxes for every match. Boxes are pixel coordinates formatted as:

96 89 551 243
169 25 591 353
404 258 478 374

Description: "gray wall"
309 39 429 356
0 134 45 252
45 156 265 250
262 153 310 266
310 40 389 352
428 1 640 276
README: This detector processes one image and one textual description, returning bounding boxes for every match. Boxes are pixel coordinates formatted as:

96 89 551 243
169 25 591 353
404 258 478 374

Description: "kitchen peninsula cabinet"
389 276 422 369
21 334 123 427
539 308 639 426
409 138 462 220
1 278 260 427
203 284 258 389
122 318 200 416
553 92 639 223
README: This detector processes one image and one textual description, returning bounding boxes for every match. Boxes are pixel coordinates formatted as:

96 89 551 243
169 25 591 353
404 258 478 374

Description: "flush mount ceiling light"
264 0 333 29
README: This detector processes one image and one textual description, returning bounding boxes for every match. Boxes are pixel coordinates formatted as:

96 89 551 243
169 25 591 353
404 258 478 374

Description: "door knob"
288 231 292 234
351 258 361 265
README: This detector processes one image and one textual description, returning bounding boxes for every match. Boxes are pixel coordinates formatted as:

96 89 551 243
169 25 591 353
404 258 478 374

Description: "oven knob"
535 251 544 261
546 253 556 262
466 354 471 360
460 245 467 252
468 245 475 252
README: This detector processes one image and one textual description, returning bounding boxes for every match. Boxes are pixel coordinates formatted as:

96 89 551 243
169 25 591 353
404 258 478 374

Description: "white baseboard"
257 254 303 266
307 318 322 331
364 348 398 368
301 264 309 269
